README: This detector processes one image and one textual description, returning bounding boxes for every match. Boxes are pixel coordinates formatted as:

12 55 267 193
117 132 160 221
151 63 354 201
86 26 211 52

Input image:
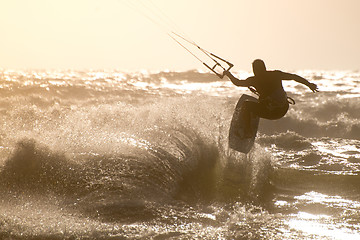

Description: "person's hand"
309 83 319 92
223 70 231 77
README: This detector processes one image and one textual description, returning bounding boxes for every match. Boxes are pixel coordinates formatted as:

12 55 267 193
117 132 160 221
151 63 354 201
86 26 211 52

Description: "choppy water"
0 69 360 239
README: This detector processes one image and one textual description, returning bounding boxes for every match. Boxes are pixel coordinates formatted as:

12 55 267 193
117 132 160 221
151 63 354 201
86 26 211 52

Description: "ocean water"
0 69 359 239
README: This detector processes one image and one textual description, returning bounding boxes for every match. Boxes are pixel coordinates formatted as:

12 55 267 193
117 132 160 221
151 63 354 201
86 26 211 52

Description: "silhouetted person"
224 59 318 137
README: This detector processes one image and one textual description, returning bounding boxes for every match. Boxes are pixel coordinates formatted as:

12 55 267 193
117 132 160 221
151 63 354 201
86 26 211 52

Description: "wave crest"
0 139 86 195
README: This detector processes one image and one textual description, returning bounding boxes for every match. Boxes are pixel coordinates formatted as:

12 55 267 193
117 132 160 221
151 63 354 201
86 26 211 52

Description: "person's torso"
249 71 288 107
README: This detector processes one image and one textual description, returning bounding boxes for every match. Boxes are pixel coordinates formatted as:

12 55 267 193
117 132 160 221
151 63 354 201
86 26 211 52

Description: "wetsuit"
243 70 290 120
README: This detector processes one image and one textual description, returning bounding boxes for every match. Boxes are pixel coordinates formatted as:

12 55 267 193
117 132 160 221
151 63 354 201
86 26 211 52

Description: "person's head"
252 59 266 76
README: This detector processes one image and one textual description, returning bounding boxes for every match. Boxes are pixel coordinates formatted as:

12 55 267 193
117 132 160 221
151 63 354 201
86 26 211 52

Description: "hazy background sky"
1 0 359 71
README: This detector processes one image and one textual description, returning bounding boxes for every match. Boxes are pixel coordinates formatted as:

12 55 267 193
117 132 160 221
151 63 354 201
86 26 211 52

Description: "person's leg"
245 101 289 120
242 100 290 138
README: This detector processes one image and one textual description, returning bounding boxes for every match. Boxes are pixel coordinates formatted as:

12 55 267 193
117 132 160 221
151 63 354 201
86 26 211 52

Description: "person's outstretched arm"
277 71 318 92
223 71 251 87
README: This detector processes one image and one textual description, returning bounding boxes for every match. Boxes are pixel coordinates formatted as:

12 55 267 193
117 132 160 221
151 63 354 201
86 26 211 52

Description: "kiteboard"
228 94 260 153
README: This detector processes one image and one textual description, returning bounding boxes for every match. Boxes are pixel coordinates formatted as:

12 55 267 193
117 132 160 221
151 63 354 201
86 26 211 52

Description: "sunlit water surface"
0 69 360 239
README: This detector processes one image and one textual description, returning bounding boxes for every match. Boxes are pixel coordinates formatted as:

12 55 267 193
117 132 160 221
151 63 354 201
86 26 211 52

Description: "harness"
248 86 296 105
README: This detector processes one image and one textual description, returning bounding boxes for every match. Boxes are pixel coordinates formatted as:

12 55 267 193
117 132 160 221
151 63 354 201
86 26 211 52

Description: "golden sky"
1 0 359 71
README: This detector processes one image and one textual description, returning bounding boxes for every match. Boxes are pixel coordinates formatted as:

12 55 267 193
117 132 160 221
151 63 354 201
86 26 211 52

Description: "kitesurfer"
224 59 318 137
